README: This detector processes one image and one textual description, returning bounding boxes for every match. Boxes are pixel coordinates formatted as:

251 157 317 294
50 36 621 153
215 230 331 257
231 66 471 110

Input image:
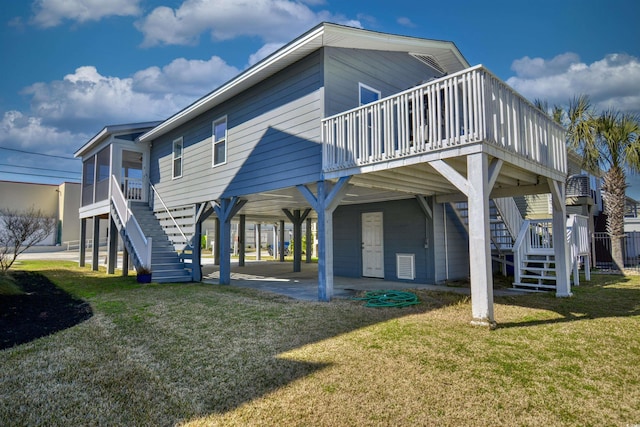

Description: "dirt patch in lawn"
0 271 92 350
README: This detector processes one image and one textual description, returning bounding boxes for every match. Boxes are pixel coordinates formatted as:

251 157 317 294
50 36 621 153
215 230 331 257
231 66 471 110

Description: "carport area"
201 260 523 301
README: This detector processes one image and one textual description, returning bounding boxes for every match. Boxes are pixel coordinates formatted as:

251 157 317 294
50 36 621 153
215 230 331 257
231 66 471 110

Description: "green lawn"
1 261 639 426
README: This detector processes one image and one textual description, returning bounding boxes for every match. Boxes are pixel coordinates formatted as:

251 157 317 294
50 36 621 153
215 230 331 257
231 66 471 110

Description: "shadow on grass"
495 273 640 329
4 263 475 423
0 270 93 350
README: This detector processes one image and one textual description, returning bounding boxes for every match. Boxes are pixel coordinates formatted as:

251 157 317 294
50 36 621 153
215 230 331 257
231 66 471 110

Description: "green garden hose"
353 290 420 308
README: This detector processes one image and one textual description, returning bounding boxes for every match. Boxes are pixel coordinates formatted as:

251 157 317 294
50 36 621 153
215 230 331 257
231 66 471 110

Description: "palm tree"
567 95 640 271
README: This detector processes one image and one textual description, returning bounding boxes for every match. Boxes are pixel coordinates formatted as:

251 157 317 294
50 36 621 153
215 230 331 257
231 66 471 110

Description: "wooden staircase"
109 176 191 283
449 199 589 292
129 203 192 283
450 198 521 266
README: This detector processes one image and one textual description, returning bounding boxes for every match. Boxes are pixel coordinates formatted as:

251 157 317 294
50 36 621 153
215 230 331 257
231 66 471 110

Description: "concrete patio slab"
201 260 526 301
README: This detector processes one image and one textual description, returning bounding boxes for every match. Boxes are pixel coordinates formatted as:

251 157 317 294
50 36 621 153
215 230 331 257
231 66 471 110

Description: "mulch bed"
0 271 92 350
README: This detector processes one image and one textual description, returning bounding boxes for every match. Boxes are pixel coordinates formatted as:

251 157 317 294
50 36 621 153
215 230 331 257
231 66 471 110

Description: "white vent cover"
396 253 415 280
409 53 446 75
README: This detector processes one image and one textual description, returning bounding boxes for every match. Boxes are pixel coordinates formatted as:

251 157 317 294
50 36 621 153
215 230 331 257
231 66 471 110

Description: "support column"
122 246 129 277
214 218 220 266
549 179 572 297
212 197 246 285
466 153 495 327
238 215 246 267
283 208 311 272
92 216 100 271
192 202 214 282
306 217 312 263
79 218 87 267
272 223 277 260
193 217 202 281
298 177 351 301
279 220 285 262
107 217 118 274
256 223 262 261
431 155 502 327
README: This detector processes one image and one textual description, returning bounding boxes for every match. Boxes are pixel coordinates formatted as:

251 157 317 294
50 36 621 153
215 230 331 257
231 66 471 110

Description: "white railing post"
110 174 151 270
321 65 566 176
512 219 532 285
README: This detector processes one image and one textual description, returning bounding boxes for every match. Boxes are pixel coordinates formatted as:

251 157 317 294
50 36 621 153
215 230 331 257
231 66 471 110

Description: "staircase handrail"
149 182 188 243
566 214 591 285
111 175 152 269
493 197 524 239
512 219 532 285
512 219 532 255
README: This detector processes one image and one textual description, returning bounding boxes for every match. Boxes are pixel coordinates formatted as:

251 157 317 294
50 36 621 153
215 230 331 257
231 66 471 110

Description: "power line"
0 169 81 181
0 163 80 176
0 146 78 161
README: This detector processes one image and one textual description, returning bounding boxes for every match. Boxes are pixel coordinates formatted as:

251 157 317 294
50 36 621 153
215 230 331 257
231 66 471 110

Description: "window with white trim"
212 116 227 166
359 83 381 106
172 137 183 178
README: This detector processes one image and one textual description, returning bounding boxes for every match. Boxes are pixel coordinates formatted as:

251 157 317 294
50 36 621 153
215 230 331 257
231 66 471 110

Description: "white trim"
138 23 469 143
358 82 381 106
74 121 161 158
172 136 183 179
212 116 228 167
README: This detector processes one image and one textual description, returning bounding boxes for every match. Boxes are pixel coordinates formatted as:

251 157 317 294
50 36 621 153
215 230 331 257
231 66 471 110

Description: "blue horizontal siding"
333 198 434 283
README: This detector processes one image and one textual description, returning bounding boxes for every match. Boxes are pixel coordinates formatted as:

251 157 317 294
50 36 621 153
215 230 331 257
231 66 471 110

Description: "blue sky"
1 0 639 194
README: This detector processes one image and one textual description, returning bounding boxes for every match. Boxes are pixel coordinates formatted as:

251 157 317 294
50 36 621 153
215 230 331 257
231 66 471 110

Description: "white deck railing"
122 176 144 201
110 175 152 270
322 65 566 175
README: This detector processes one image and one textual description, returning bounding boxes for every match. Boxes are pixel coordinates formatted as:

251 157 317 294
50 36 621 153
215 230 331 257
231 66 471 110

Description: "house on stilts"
75 23 591 326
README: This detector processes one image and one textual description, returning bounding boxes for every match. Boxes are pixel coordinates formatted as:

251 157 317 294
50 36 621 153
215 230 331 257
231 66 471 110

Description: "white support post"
549 179 572 297
467 153 496 327
431 155 499 327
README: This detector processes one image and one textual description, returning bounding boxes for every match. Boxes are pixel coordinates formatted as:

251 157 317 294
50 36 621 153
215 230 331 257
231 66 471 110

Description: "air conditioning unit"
396 253 415 280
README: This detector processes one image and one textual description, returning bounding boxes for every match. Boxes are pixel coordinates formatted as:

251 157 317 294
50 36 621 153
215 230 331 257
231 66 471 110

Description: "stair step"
519 274 557 280
512 282 556 291
521 266 556 272
522 259 555 264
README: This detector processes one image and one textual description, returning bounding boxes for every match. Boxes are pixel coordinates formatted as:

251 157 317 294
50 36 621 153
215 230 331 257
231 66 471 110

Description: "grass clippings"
1 261 639 426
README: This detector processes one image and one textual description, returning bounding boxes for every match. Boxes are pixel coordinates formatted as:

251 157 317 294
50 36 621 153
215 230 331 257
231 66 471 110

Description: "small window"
213 116 227 166
359 83 381 106
172 137 183 178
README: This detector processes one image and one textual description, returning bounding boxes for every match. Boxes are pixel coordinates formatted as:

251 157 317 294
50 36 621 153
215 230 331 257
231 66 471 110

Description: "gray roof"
139 22 469 143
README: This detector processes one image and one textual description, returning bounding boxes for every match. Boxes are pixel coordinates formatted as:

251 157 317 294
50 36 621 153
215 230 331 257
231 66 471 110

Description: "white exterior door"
362 212 384 278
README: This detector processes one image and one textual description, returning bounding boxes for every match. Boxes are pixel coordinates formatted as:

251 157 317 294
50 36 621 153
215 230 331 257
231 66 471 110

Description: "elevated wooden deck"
322 65 566 194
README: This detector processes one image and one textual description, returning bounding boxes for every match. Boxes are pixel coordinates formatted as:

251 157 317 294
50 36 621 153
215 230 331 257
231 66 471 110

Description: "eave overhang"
138 22 469 143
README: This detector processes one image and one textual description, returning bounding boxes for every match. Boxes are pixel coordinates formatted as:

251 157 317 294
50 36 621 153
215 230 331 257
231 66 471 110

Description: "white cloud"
0 110 85 150
247 43 285 67
0 111 87 178
133 56 240 96
397 17 416 28
31 0 141 28
3 53 241 153
135 0 361 47
507 53 640 114
22 58 240 133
